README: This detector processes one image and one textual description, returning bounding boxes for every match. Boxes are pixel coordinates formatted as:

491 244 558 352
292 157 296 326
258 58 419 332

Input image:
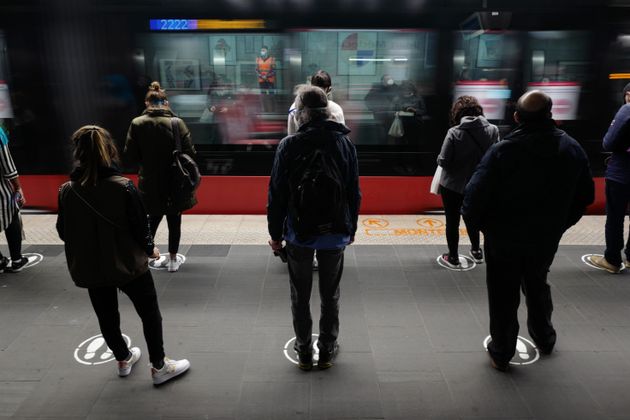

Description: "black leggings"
88 270 165 366
149 213 182 255
1 211 23 261
441 186 480 258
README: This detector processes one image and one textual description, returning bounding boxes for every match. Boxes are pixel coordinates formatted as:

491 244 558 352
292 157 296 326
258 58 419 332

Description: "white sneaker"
151 357 190 385
118 347 141 377
167 256 181 272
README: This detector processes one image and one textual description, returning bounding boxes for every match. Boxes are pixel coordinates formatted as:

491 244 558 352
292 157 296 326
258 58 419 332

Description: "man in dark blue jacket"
589 83 630 273
267 86 361 371
462 91 594 371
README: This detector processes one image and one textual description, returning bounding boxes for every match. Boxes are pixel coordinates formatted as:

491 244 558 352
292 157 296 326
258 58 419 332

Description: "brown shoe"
589 255 622 274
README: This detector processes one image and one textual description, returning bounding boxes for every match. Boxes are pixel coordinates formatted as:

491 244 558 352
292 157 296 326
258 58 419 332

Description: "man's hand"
150 247 160 259
268 239 283 252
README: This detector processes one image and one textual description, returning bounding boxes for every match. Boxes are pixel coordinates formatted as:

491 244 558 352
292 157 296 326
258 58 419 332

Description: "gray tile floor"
1 244 629 419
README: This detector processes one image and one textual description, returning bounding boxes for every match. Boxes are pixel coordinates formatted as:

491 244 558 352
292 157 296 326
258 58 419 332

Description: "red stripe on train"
20 175 606 215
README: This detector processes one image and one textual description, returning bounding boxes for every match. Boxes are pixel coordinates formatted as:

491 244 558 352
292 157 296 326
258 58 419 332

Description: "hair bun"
149 81 162 92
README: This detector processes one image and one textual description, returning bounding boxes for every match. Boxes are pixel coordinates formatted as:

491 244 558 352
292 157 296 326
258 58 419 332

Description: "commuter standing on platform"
57 125 190 385
462 91 594 371
437 96 498 268
0 123 28 272
288 70 345 135
589 83 630 273
268 86 361 371
125 81 197 272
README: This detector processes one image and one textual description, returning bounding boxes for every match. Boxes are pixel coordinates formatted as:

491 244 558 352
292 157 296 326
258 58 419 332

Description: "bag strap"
70 183 121 229
171 117 182 153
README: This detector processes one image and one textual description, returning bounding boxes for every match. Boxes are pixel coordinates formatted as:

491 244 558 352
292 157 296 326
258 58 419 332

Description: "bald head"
515 90 553 123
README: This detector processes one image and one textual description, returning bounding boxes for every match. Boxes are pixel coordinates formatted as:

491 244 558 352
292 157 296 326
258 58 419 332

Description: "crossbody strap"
70 183 121 229
171 117 182 153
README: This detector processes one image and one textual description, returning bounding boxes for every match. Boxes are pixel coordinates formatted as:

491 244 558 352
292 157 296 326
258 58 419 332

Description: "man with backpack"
267 85 361 371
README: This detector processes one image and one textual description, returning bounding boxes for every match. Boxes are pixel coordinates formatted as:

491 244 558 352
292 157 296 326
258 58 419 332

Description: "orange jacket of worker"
256 47 276 84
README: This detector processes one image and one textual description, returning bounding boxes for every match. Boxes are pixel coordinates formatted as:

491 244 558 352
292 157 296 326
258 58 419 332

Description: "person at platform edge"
589 82 630 273
267 85 361 371
462 90 594 371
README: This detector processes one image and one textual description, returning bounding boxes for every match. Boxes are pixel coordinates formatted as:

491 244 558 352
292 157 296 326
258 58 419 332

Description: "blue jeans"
286 243 344 355
604 179 630 266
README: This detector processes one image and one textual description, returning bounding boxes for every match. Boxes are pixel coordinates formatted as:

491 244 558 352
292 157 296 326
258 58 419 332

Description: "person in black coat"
462 91 595 371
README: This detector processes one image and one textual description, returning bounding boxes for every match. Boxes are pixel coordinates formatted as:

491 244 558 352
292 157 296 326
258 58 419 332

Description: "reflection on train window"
297 30 438 146
453 32 518 121
134 30 438 147
526 31 591 120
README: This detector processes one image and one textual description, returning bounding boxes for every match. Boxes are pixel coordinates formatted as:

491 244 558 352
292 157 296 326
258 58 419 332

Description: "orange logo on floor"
416 218 444 228
363 217 466 237
362 218 390 228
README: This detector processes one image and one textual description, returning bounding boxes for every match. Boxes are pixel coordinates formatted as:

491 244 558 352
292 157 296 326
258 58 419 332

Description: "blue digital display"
150 19 197 31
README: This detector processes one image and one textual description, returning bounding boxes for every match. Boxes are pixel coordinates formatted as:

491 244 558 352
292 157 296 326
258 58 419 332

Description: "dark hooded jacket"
267 120 361 242
125 108 197 214
462 120 595 252
56 166 154 288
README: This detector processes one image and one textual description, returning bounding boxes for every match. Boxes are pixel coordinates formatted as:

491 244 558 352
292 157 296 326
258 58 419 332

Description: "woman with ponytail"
124 81 197 272
56 125 190 385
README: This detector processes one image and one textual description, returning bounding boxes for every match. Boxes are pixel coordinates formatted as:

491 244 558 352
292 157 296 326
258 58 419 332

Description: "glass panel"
453 31 518 122
526 31 591 120
296 29 438 147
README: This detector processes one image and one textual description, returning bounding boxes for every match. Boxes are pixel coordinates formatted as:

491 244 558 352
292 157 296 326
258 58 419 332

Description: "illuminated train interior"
0 1 629 211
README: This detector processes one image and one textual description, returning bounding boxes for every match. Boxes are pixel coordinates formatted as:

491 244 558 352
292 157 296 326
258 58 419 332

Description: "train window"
526 31 591 120
452 31 518 122
134 29 439 149
294 30 438 147
134 32 291 146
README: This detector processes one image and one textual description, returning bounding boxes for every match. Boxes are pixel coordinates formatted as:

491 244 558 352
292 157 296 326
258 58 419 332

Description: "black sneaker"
470 249 484 264
6 256 28 273
297 351 313 371
317 343 339 370
440 253 461 269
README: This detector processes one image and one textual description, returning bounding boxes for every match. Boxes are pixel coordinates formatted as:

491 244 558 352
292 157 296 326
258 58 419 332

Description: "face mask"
260 51 267 57
386 79 394 86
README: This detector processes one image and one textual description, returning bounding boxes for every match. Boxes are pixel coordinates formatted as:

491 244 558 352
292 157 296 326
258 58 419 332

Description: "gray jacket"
437 116 499 194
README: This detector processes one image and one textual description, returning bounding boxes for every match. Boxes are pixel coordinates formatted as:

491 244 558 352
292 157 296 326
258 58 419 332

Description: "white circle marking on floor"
74 334 131 366
19 253 43 270
436 255 476 271
283 334 320 365
483 335 540 366
581 254 626 272
149 253 186 270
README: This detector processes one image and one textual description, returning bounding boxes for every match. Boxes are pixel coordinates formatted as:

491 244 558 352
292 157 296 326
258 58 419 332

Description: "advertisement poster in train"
338 32 377 76
159 59 201 90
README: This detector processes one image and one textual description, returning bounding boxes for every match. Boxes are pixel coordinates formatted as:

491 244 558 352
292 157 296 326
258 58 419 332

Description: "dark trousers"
485 239 557 364
604 179 630 266
87 270 165 366
441 186 480 258
286 243 344 355
149 213 181 255
1 211 22 261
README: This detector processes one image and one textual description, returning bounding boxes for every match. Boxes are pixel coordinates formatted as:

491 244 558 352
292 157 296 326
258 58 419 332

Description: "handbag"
430 165 443 195
388 112 404 138
170 118 201 204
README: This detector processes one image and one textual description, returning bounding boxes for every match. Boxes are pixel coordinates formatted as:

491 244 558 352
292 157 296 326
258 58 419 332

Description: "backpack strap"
464 129 487 156
171 117 182 153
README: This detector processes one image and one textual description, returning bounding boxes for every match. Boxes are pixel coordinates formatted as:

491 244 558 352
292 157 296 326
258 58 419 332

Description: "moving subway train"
0 0 628 213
